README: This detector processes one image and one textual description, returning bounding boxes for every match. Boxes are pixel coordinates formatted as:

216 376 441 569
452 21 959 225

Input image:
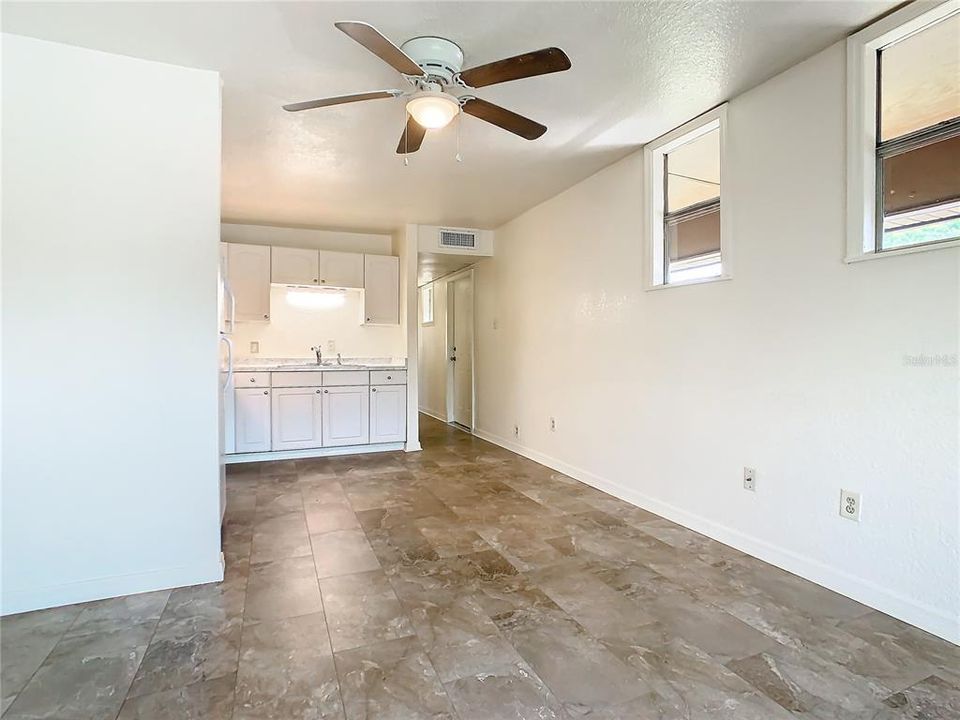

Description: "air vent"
439 229 477 249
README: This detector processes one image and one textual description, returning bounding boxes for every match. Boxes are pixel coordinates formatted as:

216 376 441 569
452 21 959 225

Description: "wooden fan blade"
396 114 427 154
335 21 425 77
461 98 546 140
283 90 401 112
458 47 570 88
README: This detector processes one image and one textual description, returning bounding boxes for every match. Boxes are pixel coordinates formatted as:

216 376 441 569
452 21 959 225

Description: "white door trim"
444 268 476 431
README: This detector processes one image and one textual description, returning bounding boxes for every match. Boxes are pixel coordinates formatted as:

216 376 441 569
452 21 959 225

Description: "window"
847 1 960 260
644 105 729 288
420 284 434 325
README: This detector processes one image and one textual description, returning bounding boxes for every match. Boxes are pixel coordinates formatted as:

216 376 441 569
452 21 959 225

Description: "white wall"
1 35 223 613
473 42 959 643
232 286 404 360
418 279 450 420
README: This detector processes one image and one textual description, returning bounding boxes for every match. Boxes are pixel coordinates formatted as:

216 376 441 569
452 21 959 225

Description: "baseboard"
225 442 404 464
2 558 224 617
418 407 449 423
473 427 960 645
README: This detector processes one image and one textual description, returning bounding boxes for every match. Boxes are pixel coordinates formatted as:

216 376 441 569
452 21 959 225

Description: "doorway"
446 272 474 430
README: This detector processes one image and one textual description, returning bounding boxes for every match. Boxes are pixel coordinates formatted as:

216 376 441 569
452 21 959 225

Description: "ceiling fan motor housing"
400 36 464 84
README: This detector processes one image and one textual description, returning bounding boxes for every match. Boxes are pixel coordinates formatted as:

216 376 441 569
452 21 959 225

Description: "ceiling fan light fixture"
406 91 459 130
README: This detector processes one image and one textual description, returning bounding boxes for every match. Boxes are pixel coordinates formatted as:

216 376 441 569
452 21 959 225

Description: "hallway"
2 415 958 719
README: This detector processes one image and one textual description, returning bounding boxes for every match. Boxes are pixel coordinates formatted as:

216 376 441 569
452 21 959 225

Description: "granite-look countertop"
233 357 407 372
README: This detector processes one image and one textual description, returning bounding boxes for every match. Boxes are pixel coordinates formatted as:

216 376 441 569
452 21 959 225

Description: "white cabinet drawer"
271 371 323 388
323 370 369 386
370 370 406 385
234 372 271 387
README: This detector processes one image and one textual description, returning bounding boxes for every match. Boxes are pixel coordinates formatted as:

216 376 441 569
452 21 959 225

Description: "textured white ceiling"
3 1 897 233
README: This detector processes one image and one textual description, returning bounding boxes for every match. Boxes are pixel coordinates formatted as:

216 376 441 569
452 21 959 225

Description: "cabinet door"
363 255 399 324
272 246 319 286
322 385 370 447
319 250 363 288
272 387 323 450
227 243 271 322
370 385 406 443
235 387 272 453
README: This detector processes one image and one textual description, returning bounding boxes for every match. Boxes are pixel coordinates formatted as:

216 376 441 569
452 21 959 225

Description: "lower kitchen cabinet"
235 387 272 453
322 385 369 447
272 386 323 450
370 384 407 443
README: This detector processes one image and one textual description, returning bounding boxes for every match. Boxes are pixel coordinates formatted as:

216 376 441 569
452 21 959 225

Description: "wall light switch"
327 339 336 352
250 341 259 354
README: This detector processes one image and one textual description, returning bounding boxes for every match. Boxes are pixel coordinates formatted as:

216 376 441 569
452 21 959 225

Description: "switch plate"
327 339 336 352
250 341 259 354
743 467 756 492
840 489 861 522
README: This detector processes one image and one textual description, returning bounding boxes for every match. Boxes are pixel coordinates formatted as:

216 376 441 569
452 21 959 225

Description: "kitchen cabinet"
228 243 271 321
234 387 272 453
271 246 319 286
319 250 364 288
271 386 323 450
322 385 370 447
363 254 399 324
370 384 406 443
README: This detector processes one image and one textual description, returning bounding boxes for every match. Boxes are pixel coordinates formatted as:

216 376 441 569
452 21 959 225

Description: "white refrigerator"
218 242 236 523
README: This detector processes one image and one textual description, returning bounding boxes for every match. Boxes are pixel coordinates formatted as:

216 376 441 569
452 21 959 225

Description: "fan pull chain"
455 106 463 163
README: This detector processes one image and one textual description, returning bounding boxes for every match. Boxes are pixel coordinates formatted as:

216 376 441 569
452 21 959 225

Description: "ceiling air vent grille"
439 229 477 249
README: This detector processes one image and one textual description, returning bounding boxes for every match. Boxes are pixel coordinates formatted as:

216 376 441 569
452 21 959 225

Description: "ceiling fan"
283 21 571 154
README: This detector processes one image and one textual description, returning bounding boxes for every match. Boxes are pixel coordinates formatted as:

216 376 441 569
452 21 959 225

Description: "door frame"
444 268 476 431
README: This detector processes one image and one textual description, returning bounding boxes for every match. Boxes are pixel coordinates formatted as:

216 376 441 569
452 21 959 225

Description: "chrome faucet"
337 352 343 366
310 346 322 365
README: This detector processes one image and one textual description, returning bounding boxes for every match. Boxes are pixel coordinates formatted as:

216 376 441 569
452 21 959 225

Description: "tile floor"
2 415 958 719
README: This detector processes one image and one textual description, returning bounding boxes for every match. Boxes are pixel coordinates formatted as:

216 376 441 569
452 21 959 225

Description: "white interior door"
450 274 474 428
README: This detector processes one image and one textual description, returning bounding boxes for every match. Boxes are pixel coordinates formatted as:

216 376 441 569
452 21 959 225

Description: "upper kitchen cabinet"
227 243 271 322
319 250 363 289
363 254 399 325
271 246 319 286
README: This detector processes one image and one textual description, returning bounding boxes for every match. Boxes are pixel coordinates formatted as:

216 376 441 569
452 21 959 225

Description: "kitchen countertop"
233 357 407 372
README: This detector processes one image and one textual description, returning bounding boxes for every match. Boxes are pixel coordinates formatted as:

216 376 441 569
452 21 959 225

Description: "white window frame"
643 104 731 290
420 284 434 326
845 0 960 263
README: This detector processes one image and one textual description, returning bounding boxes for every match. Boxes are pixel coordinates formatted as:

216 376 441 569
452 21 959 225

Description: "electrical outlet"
513 425 520 439
327 339 336 352
250 341 260 354
840 489 861 522
743 467 756 492
549 417 557 432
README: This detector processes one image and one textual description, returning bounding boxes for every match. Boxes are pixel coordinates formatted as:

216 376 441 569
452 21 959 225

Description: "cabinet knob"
324 390 329 394
263 314 269 319
249 378 255 382
386 375 392 380
262 390 268 395
366 317 371 321
321 279 326 283
372 388 377 392
315 389 321 393
313 278 319 283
